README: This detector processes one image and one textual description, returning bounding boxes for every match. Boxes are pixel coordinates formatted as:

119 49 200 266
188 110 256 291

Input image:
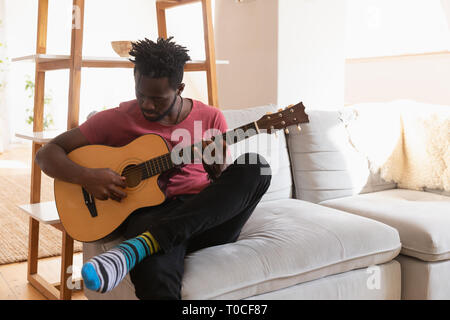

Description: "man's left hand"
194 138 229 181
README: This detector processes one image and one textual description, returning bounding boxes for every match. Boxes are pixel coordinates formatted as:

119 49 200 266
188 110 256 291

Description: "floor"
0 143 86 300
0 252 87 300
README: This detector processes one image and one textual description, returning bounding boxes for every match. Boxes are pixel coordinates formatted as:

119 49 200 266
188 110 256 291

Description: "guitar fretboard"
141 153 174 179
126 121 260 180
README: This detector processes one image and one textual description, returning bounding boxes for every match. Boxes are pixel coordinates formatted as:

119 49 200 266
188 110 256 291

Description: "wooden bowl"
111 41 133 57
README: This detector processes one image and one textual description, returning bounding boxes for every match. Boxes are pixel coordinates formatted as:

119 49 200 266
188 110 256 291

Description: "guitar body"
54 134 169 242
53 101 309 243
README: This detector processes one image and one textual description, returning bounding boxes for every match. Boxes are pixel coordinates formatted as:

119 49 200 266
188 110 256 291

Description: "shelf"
156 0 201 9
19 201 60 225
16 130 64 144
12 54 229 72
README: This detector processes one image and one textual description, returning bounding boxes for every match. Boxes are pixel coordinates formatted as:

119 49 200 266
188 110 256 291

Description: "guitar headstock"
256 101 309 134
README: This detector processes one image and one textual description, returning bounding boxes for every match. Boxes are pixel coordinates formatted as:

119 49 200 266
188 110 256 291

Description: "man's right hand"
82 168 128 202
35 128 127 202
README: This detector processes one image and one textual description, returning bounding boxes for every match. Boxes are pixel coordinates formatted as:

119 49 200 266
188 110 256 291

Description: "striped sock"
81 231 160 293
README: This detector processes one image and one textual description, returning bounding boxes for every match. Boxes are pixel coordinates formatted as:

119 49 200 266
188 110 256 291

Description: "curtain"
442 0 450 33
0 0 10 153
0 0 7 152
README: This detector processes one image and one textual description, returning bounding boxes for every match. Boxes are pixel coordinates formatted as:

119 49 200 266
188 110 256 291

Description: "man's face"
134 70 177 122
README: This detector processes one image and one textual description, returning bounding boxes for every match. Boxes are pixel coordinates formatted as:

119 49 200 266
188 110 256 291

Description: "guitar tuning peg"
285 128 290 135
297 124 302 132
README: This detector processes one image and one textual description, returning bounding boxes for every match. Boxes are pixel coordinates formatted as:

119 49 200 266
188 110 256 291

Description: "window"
345 0 450 58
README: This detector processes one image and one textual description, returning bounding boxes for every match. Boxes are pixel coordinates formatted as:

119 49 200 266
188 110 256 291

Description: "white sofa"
286 106 450 300
82 103 450 300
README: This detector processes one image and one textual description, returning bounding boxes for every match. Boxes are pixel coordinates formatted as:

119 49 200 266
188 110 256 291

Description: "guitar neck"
223 122 260 144
125 101 309 180
136 121 261 179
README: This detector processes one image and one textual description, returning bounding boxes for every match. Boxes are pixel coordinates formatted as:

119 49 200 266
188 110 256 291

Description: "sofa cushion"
245 260 401 300
83 198 401 300
425 188 450 197
286 109 396 204
320 189 450 262
181 199 400 299
396 255 450 299
222 105 292 202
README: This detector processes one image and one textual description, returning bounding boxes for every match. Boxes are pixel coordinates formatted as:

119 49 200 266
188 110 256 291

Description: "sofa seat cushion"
83 198 400 300
320 189 450 262
395 255 450 299
181 198 400 299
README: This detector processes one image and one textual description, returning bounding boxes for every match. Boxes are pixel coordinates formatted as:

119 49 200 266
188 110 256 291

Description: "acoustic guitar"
54 102 309 242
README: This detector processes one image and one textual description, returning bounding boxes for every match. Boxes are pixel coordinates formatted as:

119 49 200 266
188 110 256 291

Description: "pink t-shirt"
78 99 228 199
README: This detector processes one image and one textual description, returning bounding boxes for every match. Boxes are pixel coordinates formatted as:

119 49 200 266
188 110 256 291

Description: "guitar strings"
118 143 201 180
120 155 168 175
119 138 206 178
120 153 172 178
115 115 300 179
117 128 248 179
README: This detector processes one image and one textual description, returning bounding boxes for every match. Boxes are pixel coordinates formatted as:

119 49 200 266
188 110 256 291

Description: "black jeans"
123 153 272 300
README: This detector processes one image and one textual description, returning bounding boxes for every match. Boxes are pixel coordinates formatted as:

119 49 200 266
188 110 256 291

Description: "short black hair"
129 37 191 90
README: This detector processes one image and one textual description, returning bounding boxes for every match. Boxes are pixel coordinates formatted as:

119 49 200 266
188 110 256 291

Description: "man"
36 37 271 300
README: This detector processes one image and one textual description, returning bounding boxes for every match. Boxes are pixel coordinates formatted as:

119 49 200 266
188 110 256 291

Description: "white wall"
345 0 450 58
215 0 347 110
345 53 450 105
214 0 278 109
277 0 346 109
344 0 450 105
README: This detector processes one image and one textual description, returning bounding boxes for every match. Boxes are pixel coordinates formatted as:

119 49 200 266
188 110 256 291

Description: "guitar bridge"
82 188 98 218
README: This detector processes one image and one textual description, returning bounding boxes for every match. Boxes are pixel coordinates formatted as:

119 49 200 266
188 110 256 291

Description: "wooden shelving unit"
14 0 221 300
12 54 228 72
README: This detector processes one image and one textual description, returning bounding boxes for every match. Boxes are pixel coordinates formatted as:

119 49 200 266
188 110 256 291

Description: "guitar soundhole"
122 164 142 188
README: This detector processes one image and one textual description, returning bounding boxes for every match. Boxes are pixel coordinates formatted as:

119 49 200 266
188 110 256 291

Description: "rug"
0 144 82 265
